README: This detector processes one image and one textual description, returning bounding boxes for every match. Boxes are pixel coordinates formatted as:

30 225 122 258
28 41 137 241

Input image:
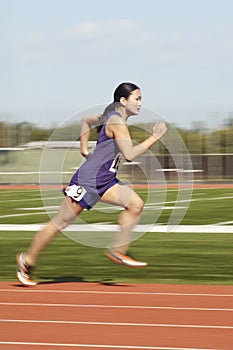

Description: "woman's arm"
80 114 101 158
107 116 167 162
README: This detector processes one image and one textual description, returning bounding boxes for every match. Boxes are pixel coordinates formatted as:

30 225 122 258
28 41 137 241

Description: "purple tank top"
69 111 122 194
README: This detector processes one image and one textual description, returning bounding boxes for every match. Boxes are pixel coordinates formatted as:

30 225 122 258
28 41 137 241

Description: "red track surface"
0 183 233 190
0 282 232 349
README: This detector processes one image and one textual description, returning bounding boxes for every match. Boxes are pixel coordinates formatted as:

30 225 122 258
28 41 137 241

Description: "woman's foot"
104 248 147 268
16 253 37 286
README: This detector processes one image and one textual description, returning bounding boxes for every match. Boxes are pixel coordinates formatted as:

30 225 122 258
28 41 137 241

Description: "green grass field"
0 187 232 285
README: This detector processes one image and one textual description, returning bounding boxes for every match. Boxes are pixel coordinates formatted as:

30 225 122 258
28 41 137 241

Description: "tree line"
0 121 232 154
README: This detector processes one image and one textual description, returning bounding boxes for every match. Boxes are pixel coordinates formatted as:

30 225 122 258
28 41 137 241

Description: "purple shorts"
63 178 119 210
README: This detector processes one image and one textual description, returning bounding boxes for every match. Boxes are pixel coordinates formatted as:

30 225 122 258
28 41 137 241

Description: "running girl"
16 82 167 286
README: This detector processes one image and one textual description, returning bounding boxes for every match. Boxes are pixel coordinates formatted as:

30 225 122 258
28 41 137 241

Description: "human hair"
97 82 140 133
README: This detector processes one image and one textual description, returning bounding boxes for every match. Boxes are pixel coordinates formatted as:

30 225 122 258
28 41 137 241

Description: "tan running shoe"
104 248 147 268
16 253 37 286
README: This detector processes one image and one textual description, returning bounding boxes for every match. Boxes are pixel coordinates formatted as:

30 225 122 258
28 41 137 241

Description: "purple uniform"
64 111 122 209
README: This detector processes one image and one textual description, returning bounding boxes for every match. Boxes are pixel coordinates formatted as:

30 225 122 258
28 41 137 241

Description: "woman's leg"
101 183 144 254
24 196 84 266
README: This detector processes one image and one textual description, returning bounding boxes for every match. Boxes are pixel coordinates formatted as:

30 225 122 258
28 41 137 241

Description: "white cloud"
15 34 46 47
2 17 233 127
64 19 139 39
61 19 233 69
65 21 98 39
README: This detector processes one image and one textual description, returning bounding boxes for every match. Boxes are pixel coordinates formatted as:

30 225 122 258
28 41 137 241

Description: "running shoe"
104 248 147 268
16 253 37 286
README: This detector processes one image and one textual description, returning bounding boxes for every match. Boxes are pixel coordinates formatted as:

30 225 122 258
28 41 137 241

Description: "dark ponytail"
97 82 140 133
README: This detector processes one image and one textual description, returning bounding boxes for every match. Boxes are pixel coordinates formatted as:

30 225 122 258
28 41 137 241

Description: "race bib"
65 185 87 202
109 153 122 173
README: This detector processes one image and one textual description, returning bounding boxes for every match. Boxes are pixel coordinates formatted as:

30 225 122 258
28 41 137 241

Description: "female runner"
16 82 167 286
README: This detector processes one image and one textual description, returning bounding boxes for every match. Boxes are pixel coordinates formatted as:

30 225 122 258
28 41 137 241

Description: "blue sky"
1 0 233 129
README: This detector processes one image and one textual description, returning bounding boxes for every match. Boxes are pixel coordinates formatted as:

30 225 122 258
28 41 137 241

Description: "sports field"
0 185 232 285
1 185 233 349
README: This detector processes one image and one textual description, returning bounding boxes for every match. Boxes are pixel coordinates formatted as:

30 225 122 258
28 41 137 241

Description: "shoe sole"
16 271 37 286
104 250 147 268
16 254 37 286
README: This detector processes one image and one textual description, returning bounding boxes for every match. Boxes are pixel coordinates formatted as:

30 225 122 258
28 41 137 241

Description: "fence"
0 147 232 185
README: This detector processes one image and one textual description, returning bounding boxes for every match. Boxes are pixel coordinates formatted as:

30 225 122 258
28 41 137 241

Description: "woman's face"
125 89 142 116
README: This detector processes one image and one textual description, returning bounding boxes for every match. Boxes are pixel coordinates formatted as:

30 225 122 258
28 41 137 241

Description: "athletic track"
1 183 233 349
0 282 233 350
0 183 233 190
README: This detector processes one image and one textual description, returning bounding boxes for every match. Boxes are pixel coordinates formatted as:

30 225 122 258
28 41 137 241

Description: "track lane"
0 282 233 349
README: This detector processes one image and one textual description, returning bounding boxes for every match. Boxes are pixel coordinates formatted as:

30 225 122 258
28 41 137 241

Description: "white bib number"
109 153 122 173
65 185 87 201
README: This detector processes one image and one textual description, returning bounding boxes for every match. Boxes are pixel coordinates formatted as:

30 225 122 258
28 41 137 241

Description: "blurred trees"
0 121 232 154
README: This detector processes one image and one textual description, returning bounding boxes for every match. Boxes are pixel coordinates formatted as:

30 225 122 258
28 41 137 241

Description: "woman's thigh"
101 183 143 209
52 196 84 229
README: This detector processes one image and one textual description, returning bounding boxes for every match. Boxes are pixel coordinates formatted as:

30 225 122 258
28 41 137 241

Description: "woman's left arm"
80 114 101 158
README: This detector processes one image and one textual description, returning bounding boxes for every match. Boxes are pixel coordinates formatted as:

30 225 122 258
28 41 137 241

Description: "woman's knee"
127 197 144 215
52 210 76 231
52 198 83 230
51 216 70 231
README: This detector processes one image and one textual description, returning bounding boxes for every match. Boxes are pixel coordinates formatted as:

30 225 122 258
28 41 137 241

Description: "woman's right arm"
80 114 101 158
107 116 167 162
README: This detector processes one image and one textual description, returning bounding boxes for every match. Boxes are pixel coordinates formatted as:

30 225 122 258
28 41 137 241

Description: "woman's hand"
80 114 101 160
152 121 167 141
81 150 91 159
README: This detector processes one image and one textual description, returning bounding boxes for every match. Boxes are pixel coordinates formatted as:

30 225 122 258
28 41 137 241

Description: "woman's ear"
119 97 127 106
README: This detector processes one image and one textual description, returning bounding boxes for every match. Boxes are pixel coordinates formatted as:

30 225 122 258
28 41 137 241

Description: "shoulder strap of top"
107 111 121 118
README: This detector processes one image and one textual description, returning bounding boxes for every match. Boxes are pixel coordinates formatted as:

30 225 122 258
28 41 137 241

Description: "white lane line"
0 212 56 219
0 196 61 204
19 206 59 211
0 289 232 297
0 224 233 233
0 302 232 312
1 318 233 329
0 342 216 350
215 220 233 225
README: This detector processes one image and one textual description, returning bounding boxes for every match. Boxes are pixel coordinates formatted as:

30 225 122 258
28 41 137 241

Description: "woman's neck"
115 106 129 122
